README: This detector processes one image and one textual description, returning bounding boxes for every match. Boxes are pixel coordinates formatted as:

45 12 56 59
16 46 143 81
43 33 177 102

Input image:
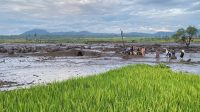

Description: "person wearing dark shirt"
180 50 185 59
171 49 177 59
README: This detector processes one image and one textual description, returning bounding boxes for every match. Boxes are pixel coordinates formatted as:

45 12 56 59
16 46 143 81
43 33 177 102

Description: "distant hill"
21 29 177 37
154 31 175 37
21 29 51 35
51 31 118 37
125 32 154 37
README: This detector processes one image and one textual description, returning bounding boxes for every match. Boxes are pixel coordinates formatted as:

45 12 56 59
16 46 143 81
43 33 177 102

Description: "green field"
0 36 200 44
0 64 200 112
0 37 173 44
0 35 175 44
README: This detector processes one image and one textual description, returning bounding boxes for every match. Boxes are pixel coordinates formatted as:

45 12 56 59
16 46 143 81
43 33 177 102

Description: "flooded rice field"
0 43 200 91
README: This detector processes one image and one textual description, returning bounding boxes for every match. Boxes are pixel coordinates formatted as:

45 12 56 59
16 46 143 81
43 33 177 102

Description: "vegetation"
2 37 200 44
172 26 198 47
1 64 200 112
2 33 200 44
0 36 175 44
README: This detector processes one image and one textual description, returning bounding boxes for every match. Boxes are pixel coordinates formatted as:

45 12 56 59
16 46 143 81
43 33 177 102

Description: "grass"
0 37 176 44
0 64 200 112
1 37 200 44
1 35 200 44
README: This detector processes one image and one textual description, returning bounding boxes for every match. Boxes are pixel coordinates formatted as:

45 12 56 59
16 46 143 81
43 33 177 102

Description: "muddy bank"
0 80 17 87
1 43 200 91
0 43 200 58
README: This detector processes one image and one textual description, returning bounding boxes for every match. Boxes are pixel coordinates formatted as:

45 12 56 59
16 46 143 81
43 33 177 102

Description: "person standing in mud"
168 51 172 58
132 46 136 55
171 49 177 59
166 48 171 58
156 49 160 58
150 47 155 54
125 47 130 55
180 50 185 59
141 47 146 56
130 46 134 55
137 48 140 55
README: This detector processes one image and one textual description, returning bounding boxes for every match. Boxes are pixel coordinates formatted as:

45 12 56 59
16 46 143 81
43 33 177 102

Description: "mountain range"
21 29 199 38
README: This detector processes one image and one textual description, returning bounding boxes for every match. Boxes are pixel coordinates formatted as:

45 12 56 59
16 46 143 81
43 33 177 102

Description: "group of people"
166 49 177 59
156 48 185 59
127 46 146 56
126 46 185 60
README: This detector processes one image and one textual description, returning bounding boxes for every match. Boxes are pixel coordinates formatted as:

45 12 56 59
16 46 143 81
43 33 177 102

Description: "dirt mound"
33 49 101 57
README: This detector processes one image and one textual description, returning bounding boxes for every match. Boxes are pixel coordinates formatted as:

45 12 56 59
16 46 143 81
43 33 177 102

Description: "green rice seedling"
0 64 200 112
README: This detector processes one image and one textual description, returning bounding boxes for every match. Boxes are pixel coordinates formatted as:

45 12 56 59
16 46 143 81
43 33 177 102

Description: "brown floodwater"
0 53 200 91
0 43 200 91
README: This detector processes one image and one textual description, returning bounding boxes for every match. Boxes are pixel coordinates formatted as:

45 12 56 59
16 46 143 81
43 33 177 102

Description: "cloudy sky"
0 0 200 35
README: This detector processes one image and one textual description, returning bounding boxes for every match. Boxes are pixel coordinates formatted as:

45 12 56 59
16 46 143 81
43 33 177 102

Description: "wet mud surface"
0 43 200 91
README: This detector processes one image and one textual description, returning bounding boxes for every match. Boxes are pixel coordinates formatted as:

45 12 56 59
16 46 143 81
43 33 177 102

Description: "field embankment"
0 64 200 111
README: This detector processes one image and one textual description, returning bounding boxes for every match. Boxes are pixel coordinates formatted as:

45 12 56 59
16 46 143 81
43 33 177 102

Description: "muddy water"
0 53 200 91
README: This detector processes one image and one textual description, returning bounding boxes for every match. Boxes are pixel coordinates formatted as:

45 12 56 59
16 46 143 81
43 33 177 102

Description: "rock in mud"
77 51 83 56
187 59 191 62
84 45 91 49
0 47 7 53
7 49 15 55
45 46 61 52
36 46 43 51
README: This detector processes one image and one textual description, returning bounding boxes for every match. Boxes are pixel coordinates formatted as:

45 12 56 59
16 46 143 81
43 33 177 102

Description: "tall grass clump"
0 64 200 112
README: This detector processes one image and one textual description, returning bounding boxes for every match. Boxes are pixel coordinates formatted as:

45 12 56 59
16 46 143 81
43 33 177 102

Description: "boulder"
0 48 7 53
8 49 15 55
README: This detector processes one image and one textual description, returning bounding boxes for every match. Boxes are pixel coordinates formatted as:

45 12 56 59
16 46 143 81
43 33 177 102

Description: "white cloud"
0 0 199 34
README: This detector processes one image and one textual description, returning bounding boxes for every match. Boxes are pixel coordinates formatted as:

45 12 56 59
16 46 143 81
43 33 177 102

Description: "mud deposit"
0 43 200 91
